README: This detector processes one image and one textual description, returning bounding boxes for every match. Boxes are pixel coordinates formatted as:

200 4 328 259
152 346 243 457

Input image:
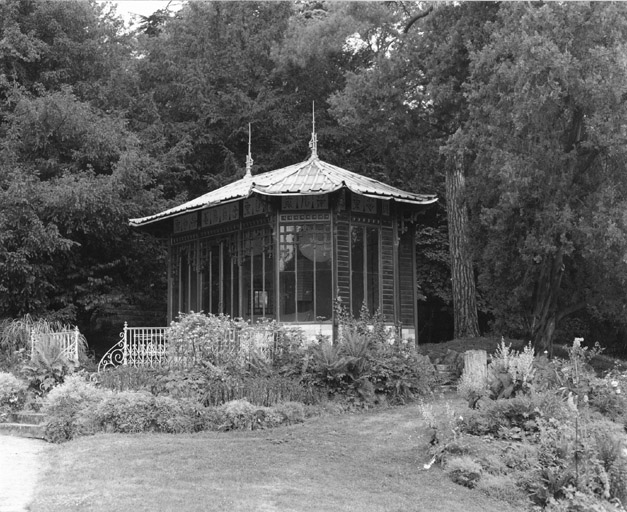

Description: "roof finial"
245 123 253 177
308 101 318 159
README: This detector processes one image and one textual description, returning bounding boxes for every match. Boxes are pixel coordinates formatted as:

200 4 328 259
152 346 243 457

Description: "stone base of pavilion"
297 323 415 345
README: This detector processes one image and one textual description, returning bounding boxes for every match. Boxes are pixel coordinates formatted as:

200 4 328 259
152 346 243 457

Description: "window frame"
277 213 333 323
349 221 382 317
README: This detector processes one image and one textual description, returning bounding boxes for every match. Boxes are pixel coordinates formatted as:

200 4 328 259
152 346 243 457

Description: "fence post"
74 326 80 363
122 322 128 366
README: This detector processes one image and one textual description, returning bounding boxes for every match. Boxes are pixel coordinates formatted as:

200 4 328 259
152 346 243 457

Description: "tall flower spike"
308 101 318 159
245 123 253 177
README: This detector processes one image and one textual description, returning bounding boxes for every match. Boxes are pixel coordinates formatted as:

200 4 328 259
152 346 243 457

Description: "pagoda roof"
130 155 437 227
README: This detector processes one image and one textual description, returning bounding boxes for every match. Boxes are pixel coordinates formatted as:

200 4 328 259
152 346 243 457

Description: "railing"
98 323 169 372
31 327 81 364
97 323 280 372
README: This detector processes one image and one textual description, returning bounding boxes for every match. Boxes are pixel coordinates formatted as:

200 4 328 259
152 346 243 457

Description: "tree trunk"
463 350 488 387
530 250 564 357
446 154 480 339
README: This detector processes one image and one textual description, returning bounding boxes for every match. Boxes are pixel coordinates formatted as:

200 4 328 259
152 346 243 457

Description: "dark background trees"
2 0 627 356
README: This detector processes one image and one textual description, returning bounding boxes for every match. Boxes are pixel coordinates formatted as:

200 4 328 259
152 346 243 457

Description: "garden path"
0 435 48 512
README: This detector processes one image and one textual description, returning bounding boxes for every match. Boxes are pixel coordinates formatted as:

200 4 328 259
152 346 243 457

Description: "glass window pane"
296 239 314 321
180 251 189 313
223 246 234 317
171 246 180 316
366 227 380 315
315 260 332 320
230 255 239 318
241 254 252 319
351 226 364 316
280 271 296 320
210 245 220 315
279 221 332 322
263 252 274 317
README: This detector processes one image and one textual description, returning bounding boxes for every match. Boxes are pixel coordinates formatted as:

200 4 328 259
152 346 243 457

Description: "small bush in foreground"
22 337 76 396
0 371 28 418
43 374 111 443
215 399 305 431
445 456 482 489
460 392 569 438
81 391 203 435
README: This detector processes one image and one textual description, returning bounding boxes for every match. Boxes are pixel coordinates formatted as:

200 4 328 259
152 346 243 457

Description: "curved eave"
129 179 255 228
129 157 437 228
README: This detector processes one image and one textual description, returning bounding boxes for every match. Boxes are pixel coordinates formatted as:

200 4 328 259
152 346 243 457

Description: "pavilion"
130 128 437 342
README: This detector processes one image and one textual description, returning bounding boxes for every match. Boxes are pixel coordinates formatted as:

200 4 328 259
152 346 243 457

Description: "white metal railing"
31 327 81 364
98 323 169 371
97 322 280 372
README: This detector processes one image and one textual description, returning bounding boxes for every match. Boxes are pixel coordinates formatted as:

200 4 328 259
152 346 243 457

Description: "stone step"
0 422 45 439
10 412 47 425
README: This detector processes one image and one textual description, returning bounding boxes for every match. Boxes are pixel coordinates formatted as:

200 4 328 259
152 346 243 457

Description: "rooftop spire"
308 101 318 159
245 123 253 177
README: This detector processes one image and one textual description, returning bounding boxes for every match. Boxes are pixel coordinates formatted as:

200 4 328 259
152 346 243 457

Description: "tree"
329 3 502 339
457 2 627 353
133 1 295 197
0 0 129 103
0 0 171 325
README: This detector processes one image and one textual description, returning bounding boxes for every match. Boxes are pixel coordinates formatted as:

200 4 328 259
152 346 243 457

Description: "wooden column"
411 224 419 345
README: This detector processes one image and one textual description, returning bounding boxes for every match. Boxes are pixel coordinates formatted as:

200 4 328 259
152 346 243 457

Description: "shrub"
305 321 436 403
273 401 305 425
460 392 569 438
445 456 482 489
368 343 436 401
168 312 240 368
83 391 203 434
486 339 535 399
593 428 627 507
166 312 309 374
203 375 322 407
218 399 258 430
305 332 378 404
540 338 603 399
21 336 77 396
526 414 627 509
149 367 323 407
588 373 627 423
42 374 111 443
271 327 310 376
419 399 464 462
94 366 163 393
215 399 306 431
0 372 28 418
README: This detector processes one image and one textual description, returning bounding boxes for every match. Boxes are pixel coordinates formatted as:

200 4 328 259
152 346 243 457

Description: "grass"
31 395 522 512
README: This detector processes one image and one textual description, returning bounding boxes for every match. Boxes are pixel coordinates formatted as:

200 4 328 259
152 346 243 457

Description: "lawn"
30 394 522 512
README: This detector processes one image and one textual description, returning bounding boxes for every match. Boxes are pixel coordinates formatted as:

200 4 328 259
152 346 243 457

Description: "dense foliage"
425 339 627 511
1 1 627 353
